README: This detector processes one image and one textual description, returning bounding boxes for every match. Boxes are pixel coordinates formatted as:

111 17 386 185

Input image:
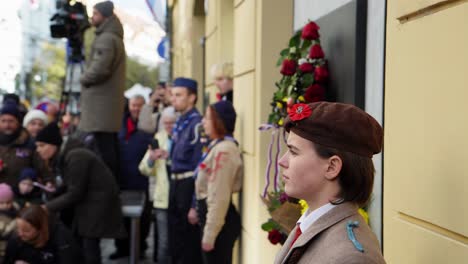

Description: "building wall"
384 1 468 263
170 0 294 262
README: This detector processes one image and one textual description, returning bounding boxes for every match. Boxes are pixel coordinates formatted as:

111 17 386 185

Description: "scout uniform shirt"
195 139 243 245
170 108 203 175
275 202 386 264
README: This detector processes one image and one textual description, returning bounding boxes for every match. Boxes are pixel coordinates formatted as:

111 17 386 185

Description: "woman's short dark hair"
313 142 375 207
208 106 228 138
18 204 49 247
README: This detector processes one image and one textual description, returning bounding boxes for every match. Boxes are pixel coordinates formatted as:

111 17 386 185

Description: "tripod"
58 41 84 135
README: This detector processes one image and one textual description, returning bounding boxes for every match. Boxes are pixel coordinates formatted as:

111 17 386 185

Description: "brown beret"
284 102 383 157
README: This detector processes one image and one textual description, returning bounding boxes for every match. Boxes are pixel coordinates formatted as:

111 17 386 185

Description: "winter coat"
3 216 81 264
274 202 386 264
195 139 243 245
0 128 52 186
138 129 171 209
0 208 17 259
118 116 152 191
45 139 126 239
79 15 126 133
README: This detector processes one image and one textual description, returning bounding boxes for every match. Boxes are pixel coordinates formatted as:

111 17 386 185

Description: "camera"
50 0 90 61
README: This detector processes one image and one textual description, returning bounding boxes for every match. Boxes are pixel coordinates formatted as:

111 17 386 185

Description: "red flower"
215 93 222 101
309 44 324 59
280 59 297 76
268 229 283 245
314 66 329 83
301 21 320 40
288 103 312 121
304 84 325 103
199 163 207 170
299 63 314 73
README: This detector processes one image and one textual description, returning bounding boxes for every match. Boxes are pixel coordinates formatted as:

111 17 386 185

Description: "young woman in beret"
194 101 242 264
274 102 386 264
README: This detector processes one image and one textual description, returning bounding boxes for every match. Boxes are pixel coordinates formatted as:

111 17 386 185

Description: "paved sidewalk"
101 225 155 264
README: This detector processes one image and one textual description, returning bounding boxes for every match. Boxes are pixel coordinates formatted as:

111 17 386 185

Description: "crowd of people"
0 0 388 263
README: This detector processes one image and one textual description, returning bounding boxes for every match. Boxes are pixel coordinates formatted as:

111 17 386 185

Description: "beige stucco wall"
384 1 468 263
170 0 294 262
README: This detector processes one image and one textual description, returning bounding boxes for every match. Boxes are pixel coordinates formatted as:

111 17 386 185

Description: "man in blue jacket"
169 77 204 264
111 94 153 260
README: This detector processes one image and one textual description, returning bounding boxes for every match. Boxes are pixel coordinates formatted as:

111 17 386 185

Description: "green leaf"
261 219 276 231
289 31 301 48
276 56 284 67
280 48 289 56
302 73 315 87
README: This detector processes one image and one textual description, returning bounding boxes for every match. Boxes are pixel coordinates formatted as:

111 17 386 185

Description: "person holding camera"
79 1 126 181
139 106 177 264
138 82 170 134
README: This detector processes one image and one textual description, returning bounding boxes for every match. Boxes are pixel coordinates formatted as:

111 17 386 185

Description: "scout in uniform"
274 102 386 264
169 77 203 264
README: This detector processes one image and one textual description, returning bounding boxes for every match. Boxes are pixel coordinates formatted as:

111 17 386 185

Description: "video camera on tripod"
50 0 90 121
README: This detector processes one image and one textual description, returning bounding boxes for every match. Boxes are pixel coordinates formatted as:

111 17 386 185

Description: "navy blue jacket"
170 108 203 174
118 115 152 190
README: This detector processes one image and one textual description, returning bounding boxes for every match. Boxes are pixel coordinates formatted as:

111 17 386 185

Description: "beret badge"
288 103 312 121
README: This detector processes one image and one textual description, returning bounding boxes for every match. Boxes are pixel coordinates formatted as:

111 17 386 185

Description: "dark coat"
275 202 386 264
0 128 52 186
45 139 125 238
3 217 81 264
118 116 152 190
79 15 126 133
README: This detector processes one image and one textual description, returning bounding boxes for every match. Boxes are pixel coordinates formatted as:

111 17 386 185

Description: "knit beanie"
0 101 20 121
212 101 237 134
36 122 63 146
19 168 37 182
94 1 114 17
22 109 49 127
0 183 13 202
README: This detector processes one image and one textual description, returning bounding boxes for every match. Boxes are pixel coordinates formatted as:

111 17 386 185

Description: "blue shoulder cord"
346 221 364 253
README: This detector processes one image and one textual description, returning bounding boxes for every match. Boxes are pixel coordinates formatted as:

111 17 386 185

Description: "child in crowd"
13 168 43 208
0 183 17 262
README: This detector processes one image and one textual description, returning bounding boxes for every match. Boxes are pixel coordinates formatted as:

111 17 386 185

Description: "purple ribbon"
262 129 275 197
273 128 281 192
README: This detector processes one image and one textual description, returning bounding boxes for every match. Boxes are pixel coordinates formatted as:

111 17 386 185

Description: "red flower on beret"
288 103 312 121
299 63 314 73
301 22 320 40
280 59 297 76
309 44 325 59
268 229 283 245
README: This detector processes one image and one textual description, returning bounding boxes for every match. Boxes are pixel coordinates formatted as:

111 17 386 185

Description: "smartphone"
150 138 159 150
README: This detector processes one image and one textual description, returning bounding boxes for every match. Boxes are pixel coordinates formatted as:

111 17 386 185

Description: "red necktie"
290 225 302 248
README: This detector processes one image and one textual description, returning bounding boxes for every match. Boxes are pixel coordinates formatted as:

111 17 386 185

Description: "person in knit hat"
37 122 125 264
23 109 49 139
274 102 385 264
0 102 52 187
194 100 242 264
13 168 42 208
0 183 17 261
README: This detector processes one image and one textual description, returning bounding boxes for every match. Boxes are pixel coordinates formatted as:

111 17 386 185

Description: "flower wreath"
260 21 368 246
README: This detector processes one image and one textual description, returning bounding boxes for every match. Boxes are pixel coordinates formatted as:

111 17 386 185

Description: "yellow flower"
278 118 284 126
299 200 308 215
276 102 283 109
282 97 288 102
298 96 305 102
358 208 369 224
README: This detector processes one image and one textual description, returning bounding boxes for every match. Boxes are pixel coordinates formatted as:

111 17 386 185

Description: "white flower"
298 58 307 65
289 47 297 54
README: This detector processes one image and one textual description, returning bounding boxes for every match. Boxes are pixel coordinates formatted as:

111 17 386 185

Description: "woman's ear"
325 155 342 181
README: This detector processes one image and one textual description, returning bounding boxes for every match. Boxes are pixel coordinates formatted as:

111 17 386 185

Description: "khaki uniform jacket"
195 140 243 245
79 15 126 133
275 203 386 264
